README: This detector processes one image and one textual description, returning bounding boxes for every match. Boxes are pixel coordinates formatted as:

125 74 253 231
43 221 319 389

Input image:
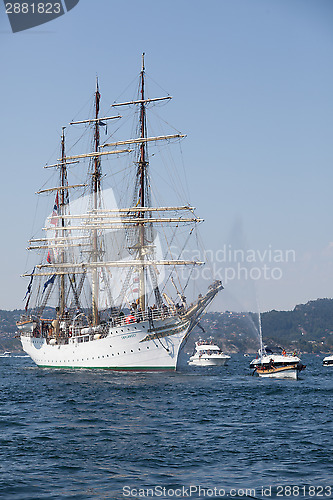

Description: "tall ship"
17 55 223 370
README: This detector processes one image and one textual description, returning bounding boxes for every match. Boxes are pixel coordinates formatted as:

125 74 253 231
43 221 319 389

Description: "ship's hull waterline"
20 317 190 370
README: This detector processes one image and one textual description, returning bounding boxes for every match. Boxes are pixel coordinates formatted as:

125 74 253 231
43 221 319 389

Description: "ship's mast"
138 53 147 311
92 79 101 325
59 126 67 316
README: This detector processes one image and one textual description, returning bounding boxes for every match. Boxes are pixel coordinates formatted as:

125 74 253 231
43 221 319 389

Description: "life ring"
125 315 135 324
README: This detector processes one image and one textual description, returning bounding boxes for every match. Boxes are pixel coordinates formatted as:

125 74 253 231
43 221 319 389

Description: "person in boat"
268 358 275 369
161 304 168 318
137 307 143 322
52 318 59 337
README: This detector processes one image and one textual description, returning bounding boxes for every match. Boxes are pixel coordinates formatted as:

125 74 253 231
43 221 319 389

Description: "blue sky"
1 0 333 312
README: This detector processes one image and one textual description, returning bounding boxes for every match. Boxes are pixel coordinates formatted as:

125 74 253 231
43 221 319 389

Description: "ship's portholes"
131 350 133 352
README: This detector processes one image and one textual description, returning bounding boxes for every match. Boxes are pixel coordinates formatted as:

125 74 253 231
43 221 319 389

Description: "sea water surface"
0 354 332 500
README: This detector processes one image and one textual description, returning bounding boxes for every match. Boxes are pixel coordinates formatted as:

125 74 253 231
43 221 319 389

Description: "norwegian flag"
50 193 59 226
47 250 53 264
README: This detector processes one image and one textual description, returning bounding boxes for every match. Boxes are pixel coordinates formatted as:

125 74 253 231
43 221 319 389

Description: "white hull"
21 317 190 371
257 368 298 380
188 356 229 366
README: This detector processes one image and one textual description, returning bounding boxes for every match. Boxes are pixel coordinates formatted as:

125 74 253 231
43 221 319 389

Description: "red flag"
47 250 53 264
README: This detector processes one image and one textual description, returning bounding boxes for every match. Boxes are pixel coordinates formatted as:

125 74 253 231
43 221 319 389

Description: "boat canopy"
196 344 220 351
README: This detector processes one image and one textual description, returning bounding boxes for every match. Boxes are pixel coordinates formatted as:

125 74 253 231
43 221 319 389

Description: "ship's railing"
19 305 180 340
108 305 178 328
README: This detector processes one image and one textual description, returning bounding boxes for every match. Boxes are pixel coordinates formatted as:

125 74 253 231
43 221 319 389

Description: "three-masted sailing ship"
17 55 223 370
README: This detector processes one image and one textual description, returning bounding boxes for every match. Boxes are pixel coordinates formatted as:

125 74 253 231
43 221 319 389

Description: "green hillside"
1 298 333 354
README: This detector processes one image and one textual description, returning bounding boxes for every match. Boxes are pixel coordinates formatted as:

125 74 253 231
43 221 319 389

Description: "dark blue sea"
0 354 332 500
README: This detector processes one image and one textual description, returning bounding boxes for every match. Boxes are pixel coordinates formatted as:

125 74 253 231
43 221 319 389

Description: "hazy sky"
1 0 333 312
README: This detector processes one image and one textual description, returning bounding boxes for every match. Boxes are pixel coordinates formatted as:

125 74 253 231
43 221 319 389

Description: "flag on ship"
50 193 59 226
42 274 56 294
23 267 35 300
47 250 53 263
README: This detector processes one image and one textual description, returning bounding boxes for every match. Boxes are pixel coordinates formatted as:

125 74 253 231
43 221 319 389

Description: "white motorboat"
323 354 333 366
0 352 11 357
188 340 230 366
